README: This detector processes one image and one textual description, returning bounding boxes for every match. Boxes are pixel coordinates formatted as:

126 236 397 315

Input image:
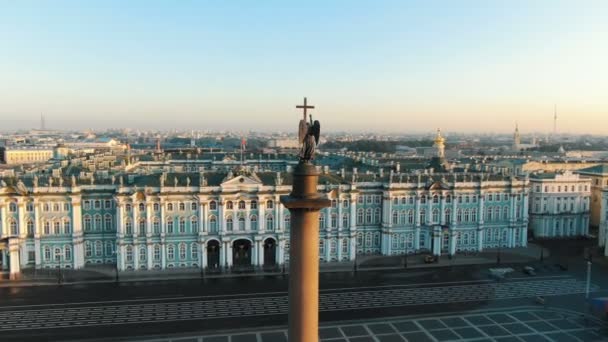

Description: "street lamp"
113 248 119 282
497 230 502 265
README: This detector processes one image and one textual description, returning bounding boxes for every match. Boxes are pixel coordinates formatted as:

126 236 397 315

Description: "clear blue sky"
1 1 607 133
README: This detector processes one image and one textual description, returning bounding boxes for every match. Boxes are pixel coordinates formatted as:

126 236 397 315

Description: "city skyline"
1 1 607 133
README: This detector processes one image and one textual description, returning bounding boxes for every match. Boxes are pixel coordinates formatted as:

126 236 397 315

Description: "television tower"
40 114 45 130
553 104 557 137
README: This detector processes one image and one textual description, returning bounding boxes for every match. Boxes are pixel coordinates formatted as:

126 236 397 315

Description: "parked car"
523 266 536 276
424 255 436 263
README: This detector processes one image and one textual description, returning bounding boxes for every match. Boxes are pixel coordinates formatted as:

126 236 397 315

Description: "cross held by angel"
296 97 320 163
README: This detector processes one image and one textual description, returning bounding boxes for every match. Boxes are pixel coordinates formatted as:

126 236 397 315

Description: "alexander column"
281 97 330 342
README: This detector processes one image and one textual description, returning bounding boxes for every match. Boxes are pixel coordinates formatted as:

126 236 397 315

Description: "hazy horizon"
1 1 607 133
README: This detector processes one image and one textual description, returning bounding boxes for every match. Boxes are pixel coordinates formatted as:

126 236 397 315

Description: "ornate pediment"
221 174 262 187
427 180 449 191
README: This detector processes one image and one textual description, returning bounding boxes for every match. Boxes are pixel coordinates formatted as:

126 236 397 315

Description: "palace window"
331 213 337 228
319 213 325 229
419 210 426 224
104 215 113 231
342 239 348 254
357 196 363 204
331 199 337 208
94 200 101 210
392 211 398 225
105 242 113 256
167 245 175 260
373 232 380 247
126 204 132 212
153 218 160 234
357 209 364 225
238 201 246 210
266 215 274 231
139 247 146 262
95 241 102 257
153 203 159 212
166 218 174 234
53 203 60 212
191 202 198 211
126 246 133 262
393 197 399 205
54 248 62 263
179 243 187 260
84 216 92 231
284 215 291 230
250 215 257 230
44 246 51 261
139 203 145 212
85 242 92 257
238 217 245 231
374 208 381 223
44 221 50 235
445 209 451 223
191 243 198 260
153 245 161 261
94 215 102 230
63 219 71 234
408 210 415 224
342 214 348 228
26 202 34 212
226 201 234 210
105 200 112 209
495 207 501 221
432 209 439 223
26 220 34 236
433 195 439 204
365 209 372 224
401 197 407 205
250 200 257 210
179 202 185 211
179 218 186 233
209 201 217 210
503 206 509 220
226 216 233 231
342 200 349 208
83 201 91 210
126 219 133 235
64 203 70 211
191 217 199 233
43 203 50 212
266 200 274 209
64 246 72 261
8 202 17 212
167 203 173 211
457 209 462 223
319 239 325 255
139 219 146 235
10 220 18 235
209 216 218 232
420 196 426 204
472 209 477 222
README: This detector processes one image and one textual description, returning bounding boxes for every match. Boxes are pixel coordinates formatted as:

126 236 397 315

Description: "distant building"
267 139 299 149
512 124 521 151
575 164 608 229
0 146 54 165
528 171 590 238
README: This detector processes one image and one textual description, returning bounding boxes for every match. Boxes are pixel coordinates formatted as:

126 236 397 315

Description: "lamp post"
113 249 119 282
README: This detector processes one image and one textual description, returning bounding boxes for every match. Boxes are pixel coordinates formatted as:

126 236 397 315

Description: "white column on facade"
219 201 225 233
477 228 484 251
201 243 208 268
338 197 343 230
0 201 6 237
161 243 166 269
17 200 25 238
147 243 153 269
71 195 84 269
278 239 285 265
160 200 166 235
449 232 457 256
256 239 263 266
414 227 421 250
132 202 138 237
34 200 41 267
337 237 343 260
219 241 226 267
227 241 233 267
119 244 126 271
350 196 357 230
259 200 265 232
146 203 152 236
349 235 356 260
117 202 124 235
325 237 331 261
198 241 204 268
415 195 421 226
8 238 20 279
133 244 139 270
440 195 446 225
245 204 251 231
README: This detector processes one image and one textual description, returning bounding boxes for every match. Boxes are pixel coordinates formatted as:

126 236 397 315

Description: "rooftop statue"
296 97 320 163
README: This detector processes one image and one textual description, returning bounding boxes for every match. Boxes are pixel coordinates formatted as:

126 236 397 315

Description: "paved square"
140 307 608 342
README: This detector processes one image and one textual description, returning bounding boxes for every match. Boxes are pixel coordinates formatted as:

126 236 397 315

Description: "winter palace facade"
0 166 529 278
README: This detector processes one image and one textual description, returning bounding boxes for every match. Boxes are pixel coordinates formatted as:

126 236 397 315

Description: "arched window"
331 199 338 208
44 246 51 260
139 247 146 262
125 219 133 235
445 209 451 223
94 215 102 230
250 215 258 230
26 202 34 212
266 200 274 209
63 219 71 234
167 203 173 211
104 215 113 231
446 195 452 203
342 239 348 255
250 200 257 209
191 243 198 260
343 199 349 208
44 221 51 235
10 220 18 235
226 216 234 231
179 243 187 260
420 195 427 204
419 209 426 224
392 211 398 225
393 197 399 205
471 208 477 222
432 209 439 223
209 201 217 210
105 241 113 256
433 195 439 203
139 203 145 212
319 213 325 229
284 215 291 229
457 209 462 223
357 209 364 225
153 218 160 234
54 247 62 262
366 209 373 224
153 203 160 212
153 244 161 261
85 242 92 257
126 204 132 212
408 210 415 224
27 220 34 236
374 208 381 223
167 245 175 260
486 207 493 221
179 218 186 233
191 202 198 211
319 239 325 255
53 221 61 235
95 241 102 257
166 218 174 234
399 210 406 224
126 246 133 262
139 219 146 235
342 214 349 228
238 201 246 209
495 207 501 221
238 217 245 231
226 201 234 210
464 209 470 222
179 202 185 211
209 216 218 233
331 213 337 228
266 215 275 231
43 203 50 212
191 217 199 233
8 202 17 212
64 245 72 261
503 206 509 220
84 215 92 231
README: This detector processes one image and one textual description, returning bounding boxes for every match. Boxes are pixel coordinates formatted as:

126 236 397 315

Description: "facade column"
245 204 251 231
226 241 233 267
449 232 457 256
0 200 6 237
71 195 84 269
133 244 139 270
414 227 421 250
259 201 266 232
477 228 484 251
415 195 421 226
118 244 126 271
440 195 446 225
433 227 441 256
324 237 331 261
34 200 41 267
201 244 207 268
349 236 356 260
8 238 21 279
161 243 166 269
254 238 262 266
146 203 152 236
219 201 225 233
337 237 343 261
147 243 153 270
219 241 226 268
337 197 343 230
349 195 357 230
198 200 205 233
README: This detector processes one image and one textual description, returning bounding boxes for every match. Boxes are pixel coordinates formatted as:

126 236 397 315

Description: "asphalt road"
0 239 606 341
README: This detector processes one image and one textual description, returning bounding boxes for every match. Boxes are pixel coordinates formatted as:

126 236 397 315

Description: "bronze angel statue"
298 114 320 162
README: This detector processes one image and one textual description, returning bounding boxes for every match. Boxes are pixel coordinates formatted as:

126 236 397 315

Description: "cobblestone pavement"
139 306 608 342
